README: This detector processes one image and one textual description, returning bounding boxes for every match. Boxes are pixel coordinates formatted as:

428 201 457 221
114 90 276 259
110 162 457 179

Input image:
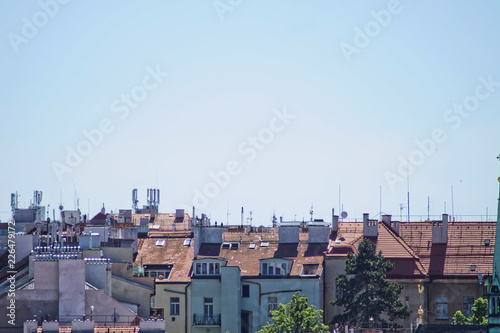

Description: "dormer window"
261 259 290 276
194 260 222 276
301 264 318 275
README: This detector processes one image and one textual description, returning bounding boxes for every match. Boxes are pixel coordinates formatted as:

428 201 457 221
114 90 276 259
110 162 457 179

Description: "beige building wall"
154 282 190 333
324 255 348 325
427 279 484 324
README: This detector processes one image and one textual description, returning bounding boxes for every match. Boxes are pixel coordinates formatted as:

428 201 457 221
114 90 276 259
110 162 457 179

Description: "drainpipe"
243 280 262 329
185 282 190 333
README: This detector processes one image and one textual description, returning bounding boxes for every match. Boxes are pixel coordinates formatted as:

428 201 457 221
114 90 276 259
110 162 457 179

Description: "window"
302 264 318 275
463 297 474 317
170 297 180 315
268 297 278 317
261 261 288 276
260 241 269 247
436 296 448 319
222 242 231 249
194 262 221 275
242 285 250 298
155 239 165 246
249 243 256 249
204 298 214 317
183 239 191 246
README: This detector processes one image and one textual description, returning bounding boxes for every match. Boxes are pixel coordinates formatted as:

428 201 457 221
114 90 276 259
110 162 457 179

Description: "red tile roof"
134 237 194 282
400 221 495 278
197 230 325 277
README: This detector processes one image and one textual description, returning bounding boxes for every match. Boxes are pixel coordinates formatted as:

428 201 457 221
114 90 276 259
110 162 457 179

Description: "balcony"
193 314 221 326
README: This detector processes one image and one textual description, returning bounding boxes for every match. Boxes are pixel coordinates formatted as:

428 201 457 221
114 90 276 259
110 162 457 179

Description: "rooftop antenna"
226 207 230 225
427 196 430 221
241 207 244 227
379 185 382 221
272 210 277 227
407 160 410 222
399 203 405 222
309 204 314 221
451 185 455 220
338 185 341 218
132 189 138 213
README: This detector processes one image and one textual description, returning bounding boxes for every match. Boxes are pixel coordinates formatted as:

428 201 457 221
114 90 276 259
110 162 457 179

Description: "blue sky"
1 0 500 225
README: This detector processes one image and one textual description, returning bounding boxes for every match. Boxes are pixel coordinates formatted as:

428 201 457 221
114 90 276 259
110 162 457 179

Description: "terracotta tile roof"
399 221 495 278
327 222 427 278
197 231 325 277
134 237 194 282
150 213 192 232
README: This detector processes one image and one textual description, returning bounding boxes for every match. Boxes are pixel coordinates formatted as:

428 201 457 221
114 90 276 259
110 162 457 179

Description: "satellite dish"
341 211 348 219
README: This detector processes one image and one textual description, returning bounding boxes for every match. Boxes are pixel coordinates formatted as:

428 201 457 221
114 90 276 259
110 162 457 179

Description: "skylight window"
231 242 239 250
183 239 191 246
249 243 256 249
155 239 165 247
485 239 491 246
470 265 476 272
221 242 231 249
260 242 269 247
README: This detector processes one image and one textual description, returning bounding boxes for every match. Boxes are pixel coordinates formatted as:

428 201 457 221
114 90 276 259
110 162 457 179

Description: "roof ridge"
380 222 421 260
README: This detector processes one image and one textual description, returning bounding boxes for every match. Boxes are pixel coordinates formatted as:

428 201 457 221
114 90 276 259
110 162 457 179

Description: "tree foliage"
453 297 488 325
257 293 330 333
452 310 467 325
330 238 411 325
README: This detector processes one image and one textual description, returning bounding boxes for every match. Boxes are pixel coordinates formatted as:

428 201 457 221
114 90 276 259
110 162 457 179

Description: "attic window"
301 264 319 275
221 242 231 249
155 239 165 247
470 265 476 272
260 242 269 247
249 243 256 249
485 239 491 246
183 239 191 246
231 242 239 250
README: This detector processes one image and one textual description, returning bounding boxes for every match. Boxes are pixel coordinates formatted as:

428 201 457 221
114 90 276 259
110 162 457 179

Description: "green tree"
452 310 467 325
469 297 488 325
257 293 329 333
330 238 411 325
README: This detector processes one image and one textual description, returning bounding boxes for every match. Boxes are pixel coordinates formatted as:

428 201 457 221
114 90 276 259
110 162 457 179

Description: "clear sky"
1 1 500 225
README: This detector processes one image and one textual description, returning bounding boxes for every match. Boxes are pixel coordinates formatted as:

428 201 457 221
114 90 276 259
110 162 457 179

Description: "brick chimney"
332 208 339 233
432 213 448 244
363 213 378 237
382 214 399 235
